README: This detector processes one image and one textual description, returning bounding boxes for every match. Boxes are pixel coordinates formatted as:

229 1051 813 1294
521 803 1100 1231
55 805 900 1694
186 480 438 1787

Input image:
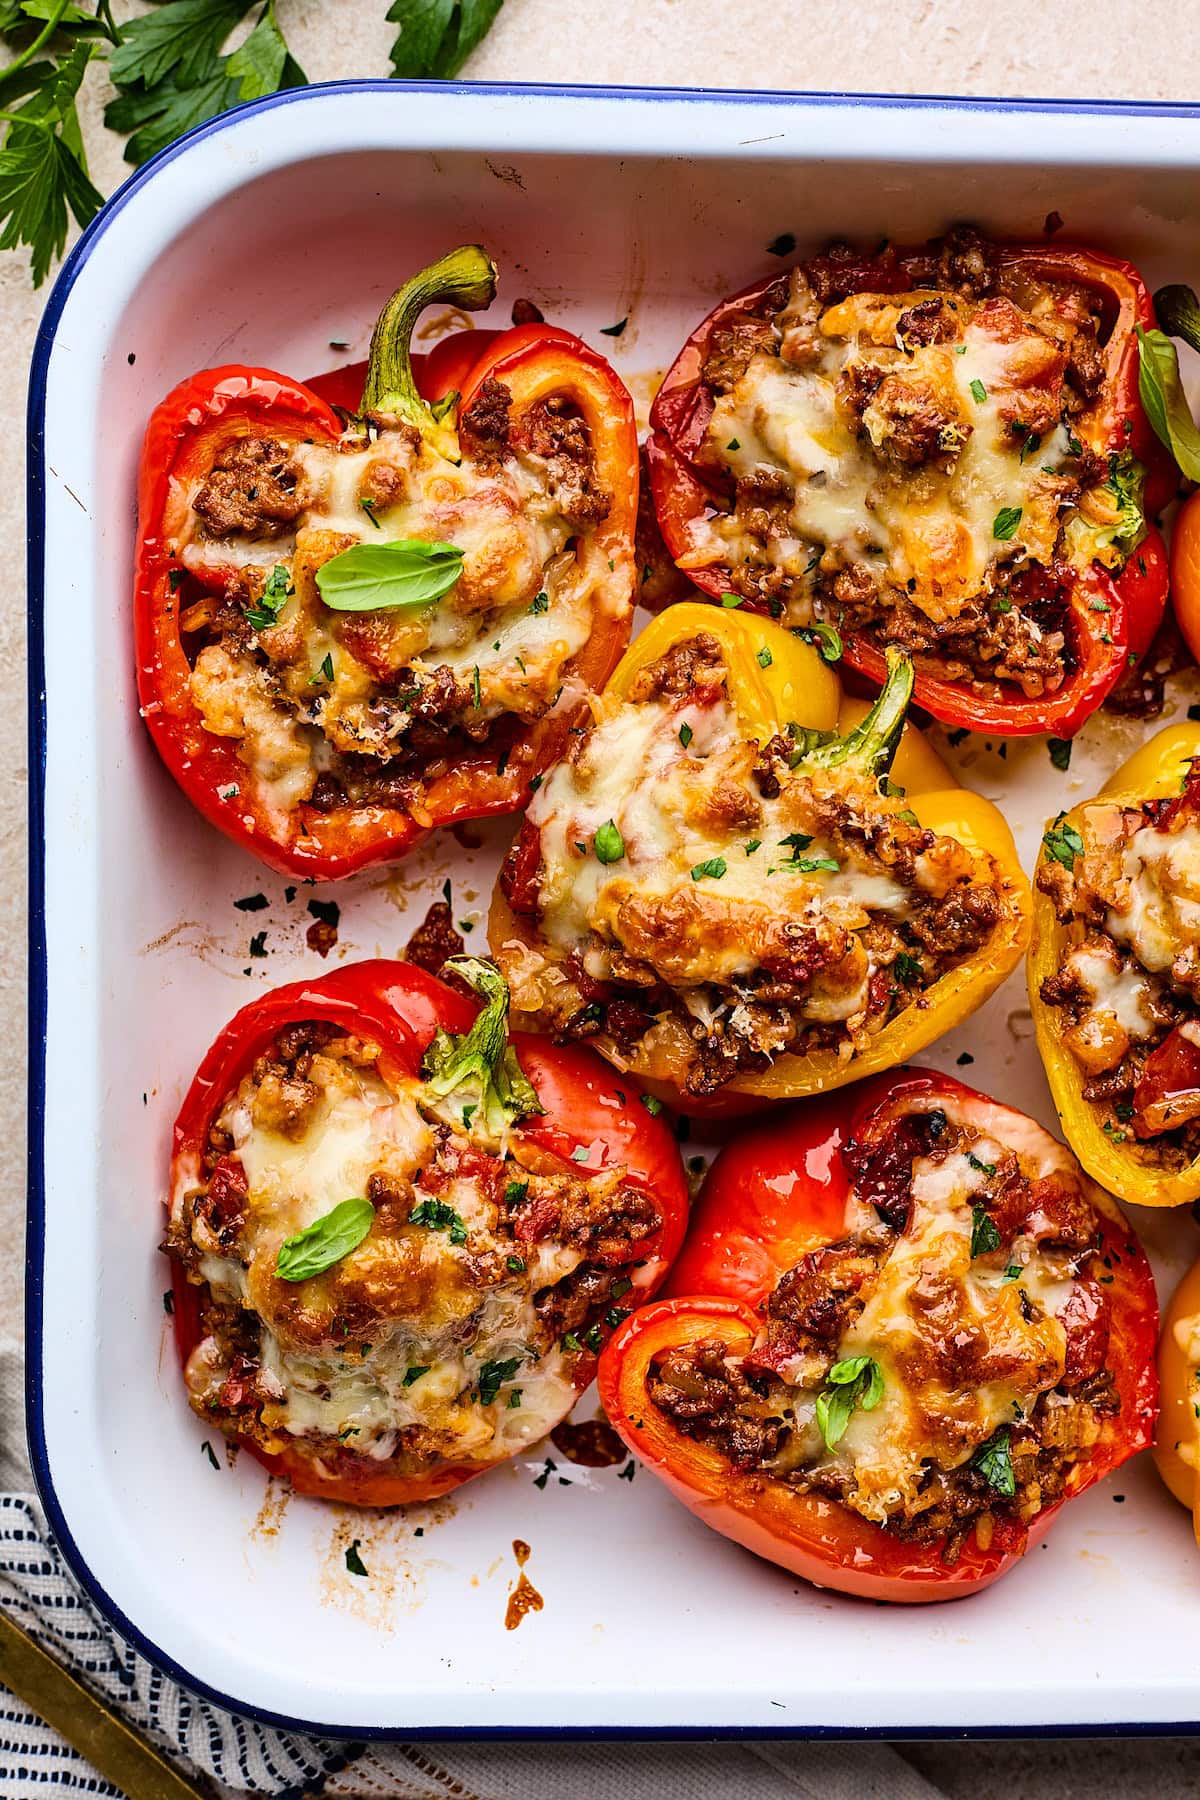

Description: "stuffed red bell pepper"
647 226 1172 737
598 1069 1158 1602
136 246 638 878
165 957 688 1505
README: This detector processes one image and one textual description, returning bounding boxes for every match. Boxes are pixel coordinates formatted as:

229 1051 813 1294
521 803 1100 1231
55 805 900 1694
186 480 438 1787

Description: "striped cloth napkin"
0 1343 949 1799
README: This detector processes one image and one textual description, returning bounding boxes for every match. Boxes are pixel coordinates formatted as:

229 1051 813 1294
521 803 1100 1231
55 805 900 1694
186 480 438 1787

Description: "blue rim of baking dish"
25 76 1200 1740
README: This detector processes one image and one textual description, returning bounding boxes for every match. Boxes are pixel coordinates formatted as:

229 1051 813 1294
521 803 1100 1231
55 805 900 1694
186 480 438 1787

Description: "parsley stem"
360 245 497 462
0 0 71 88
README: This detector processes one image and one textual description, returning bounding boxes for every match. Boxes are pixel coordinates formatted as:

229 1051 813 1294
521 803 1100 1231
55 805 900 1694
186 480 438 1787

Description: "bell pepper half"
490 601 1031 1114
1029 721 1200 1208
646 235 1172 738
166 958 688 1506
135 247 638 878
598 1069 1158 1602
1154 1256 1200 1540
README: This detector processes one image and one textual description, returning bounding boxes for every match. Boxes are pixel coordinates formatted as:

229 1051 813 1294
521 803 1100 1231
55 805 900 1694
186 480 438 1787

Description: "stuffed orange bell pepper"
1154 1258 1200 1537
489 601 1031 1113
1030 722 1200 1207
135 245 638 878
599 1069 1159 1602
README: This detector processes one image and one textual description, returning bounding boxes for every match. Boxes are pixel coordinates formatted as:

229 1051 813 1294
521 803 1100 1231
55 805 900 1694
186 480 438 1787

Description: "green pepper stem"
360 245 498 459
1154 282 1200 354
801 648 914 779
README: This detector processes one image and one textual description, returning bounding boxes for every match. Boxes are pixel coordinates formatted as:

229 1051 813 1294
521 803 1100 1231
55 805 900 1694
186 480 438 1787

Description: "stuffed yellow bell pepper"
1154 1258 1200 1537
1029 723 1200 1207
489 602 1031 1113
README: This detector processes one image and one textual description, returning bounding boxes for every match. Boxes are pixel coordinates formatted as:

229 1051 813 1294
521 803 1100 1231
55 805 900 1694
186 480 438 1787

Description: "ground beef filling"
646 1106 1118 1562
1037 775 1200 1168
688 225 1129 699
165 1018 660 1475
178 380 607 810
523 635 1002 1099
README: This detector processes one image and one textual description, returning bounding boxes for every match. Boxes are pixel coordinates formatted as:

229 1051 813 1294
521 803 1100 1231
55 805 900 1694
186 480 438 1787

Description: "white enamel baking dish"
28 79 1200 1737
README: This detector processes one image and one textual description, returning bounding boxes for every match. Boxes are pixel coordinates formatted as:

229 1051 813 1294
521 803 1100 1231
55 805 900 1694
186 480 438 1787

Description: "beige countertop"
7 5 1200 1790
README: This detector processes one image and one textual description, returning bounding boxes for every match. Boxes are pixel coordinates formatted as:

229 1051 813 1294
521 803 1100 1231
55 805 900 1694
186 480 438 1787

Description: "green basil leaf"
276 1196 374 1282
817 1355 884 1448
315 537 464 612
973 1426 1016 1497
1136 326 1200 481
992 505 1023 542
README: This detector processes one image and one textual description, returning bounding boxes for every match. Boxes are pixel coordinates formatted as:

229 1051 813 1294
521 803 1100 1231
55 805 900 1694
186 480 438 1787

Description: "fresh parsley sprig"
1 0 506 286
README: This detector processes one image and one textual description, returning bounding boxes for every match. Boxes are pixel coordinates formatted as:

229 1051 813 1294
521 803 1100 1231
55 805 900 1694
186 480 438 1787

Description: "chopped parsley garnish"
766 231 796 257
360 496 382 528
307 898 340 929
679 721 694 749
796 856 839 875
477 1356 522 1405
345 1540 369 1577
618 1460 636 1481
778 832 813 860
234 893 268 912
562 1332 582 1353
956 1051 975 1066
594 820 625 864
506 1254 526 1273
471 665 482 709
756 645 773 668
690 856 727 881
1042 816 1085 870
640 1094 664 1117
248 930 267 957
504 1180 529 1206
970 1204 1001 1258
893 951 923 986
727 437 741 451
244 564 292 630
600 316 628 337
310 652 335 685
200 1440 220 1470
968 1153 997 1176
969 378 987 404
571 1145 592 1164
1047 738 1072 772
720 592 744 608
816 1356 885 1451
744 838 762 855
1001 1265 1022 1284
409 1197 468 1246
507 1390 522 1408
403 1365 430 1386
612 1275 633 1300
993 505 1023 541
530 590 550 614
973 1427 1016 1497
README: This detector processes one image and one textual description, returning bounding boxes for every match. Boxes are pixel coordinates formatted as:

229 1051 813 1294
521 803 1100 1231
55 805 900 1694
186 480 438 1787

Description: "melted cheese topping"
1062 942 1159 1042
765 1102 1086 1527
1108 819 1200 975
179 1053 596 1464
825 1142 1067 1523
525 681 990 1033
687 285 1090 626
177 419 629 821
